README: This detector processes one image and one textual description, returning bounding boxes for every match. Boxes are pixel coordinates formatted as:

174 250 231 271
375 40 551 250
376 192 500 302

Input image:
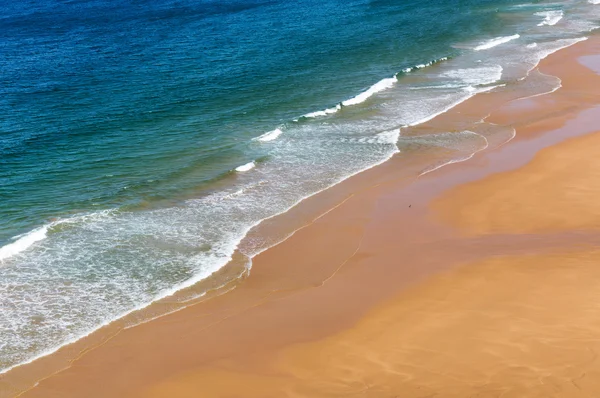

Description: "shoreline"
0 50 492 379
3 33 600 398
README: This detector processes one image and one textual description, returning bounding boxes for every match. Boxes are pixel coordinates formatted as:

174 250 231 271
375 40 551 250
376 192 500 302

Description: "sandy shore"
3 34 600 398
147 248 600 398
434 129 600 234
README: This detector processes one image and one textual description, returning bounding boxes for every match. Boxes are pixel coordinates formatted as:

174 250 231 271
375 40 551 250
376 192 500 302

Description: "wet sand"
146 248 600 398
3 35 600 398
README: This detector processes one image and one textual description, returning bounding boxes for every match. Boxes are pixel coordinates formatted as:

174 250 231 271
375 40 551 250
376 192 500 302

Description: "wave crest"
0 226 49 262
300 56 450 120
255 128 282 142
474 34 520 51
401 56 449 73
235 161 256 172
341 76 397 106
301 76 398 119
302 104 341 118
535 10 563 26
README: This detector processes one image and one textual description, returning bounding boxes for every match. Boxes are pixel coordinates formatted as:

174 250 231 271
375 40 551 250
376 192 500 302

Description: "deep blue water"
1 0 598 373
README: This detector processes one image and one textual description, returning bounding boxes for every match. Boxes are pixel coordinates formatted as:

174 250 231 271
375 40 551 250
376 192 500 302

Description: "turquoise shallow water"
1 0 599 372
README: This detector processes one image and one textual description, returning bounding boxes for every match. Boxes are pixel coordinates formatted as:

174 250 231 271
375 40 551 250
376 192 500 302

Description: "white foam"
403 65 423 72
342 76 398 106
0 210 119 264
255 128 282 142
474 34 520 51
374 129 401 144
589 0 600 4
303 58 451 120
301 76 398 118
407 99 465 127
535 10 563 26
527 43 538 48
463 84 503 94
442 65 503 86
0 226 49 262
247 140 401 262
401 57 449 73
302 104 341 118
235 161 256 172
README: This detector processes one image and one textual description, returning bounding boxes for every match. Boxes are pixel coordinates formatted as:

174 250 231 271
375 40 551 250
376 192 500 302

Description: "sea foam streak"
341 76 398 106
0 211 119 263
375 129 401 144
235 162 256 172
302 57 452 120
255 128 282 142
401 57 448 73
0 226 49 262
442 65 503 86
535 10 563 26
303 104 341 118
474 34 520 51
302 76 397 118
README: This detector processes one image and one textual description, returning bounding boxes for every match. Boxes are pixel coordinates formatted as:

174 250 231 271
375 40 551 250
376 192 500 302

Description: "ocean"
1 0 599 373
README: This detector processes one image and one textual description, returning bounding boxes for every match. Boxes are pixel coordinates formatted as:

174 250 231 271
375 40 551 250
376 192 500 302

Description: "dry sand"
3 33 600 398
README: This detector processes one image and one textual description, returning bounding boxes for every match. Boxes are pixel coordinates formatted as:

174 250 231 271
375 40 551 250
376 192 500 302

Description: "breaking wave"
474 34 520 51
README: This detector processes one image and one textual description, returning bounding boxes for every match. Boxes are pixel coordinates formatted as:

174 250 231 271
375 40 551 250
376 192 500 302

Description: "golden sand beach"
145 248 600 398
3 31 600 398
